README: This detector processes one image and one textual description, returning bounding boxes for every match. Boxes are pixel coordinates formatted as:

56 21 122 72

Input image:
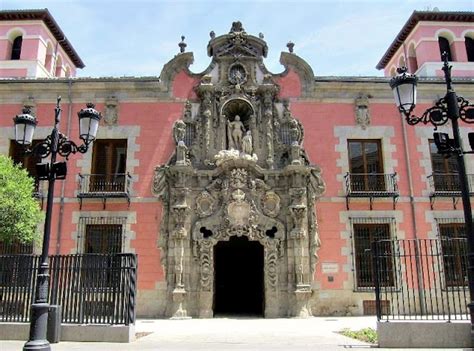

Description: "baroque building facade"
1 9 474 318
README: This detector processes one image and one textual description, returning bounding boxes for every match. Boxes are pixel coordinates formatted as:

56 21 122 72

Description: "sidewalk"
1 317 468 350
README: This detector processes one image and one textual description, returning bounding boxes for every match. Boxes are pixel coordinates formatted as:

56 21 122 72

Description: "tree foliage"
0 155 43 244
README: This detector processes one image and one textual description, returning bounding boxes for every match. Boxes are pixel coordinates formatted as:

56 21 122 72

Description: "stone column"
198 240 214 318
168 187 191 319
264 239 280 318
289 187 312 318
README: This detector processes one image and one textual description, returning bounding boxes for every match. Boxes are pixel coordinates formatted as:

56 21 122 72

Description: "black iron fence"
372 239 469 321
0 254 137 325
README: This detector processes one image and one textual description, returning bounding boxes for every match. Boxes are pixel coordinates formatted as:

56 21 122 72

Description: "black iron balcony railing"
78 173 131 209
345 172 399 210
427 173 474 209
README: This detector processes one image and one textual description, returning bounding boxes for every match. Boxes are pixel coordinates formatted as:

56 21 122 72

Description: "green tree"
0 155 43 244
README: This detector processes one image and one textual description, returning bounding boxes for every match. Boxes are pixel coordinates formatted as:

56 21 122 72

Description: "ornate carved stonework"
104 96 119 126
355 94 371 129
152 22 325 319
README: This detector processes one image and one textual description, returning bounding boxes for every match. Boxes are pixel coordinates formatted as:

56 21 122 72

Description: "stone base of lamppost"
23 302 51 351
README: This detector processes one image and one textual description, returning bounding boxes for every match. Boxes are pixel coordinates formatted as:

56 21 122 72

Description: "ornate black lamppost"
13 97 101 351
390 52 474 341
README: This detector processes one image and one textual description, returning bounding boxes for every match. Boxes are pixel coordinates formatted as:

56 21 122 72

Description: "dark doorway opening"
214 236 264 317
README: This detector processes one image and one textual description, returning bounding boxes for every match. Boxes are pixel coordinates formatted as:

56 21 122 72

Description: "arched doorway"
213 236 264 316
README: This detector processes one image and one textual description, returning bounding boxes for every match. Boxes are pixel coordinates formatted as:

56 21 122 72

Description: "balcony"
427 173 474 209
77 173 131 209
345 173 399 210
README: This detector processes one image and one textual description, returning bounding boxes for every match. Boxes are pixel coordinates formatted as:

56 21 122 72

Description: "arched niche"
221 98 254 129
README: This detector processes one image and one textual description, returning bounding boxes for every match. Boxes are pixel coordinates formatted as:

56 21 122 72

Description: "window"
11 36 22 60
408 44 418 73
353 223 394 289
466 37 474 62
348 140 385 191
91 139 127 192
430 140 458 191
79 217 126 288
85 224 123 254
438 37 453 61
10 140 42 194
439 223 467 287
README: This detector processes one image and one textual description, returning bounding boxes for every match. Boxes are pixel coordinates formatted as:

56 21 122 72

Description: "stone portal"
152 22 325 318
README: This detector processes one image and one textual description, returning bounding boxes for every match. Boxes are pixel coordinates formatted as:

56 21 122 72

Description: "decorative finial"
259 32 264 39
287 41 294 53
86 102 96 109
179 35 187 53
210 31 215 39
230 21 244 33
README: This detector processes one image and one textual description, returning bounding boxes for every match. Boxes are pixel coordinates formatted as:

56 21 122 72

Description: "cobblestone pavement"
1 317 468 350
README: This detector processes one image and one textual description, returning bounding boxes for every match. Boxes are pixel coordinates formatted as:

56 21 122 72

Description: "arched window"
438 36 452 61
55 56 63 77
11 36 22 60
466 36 474 62
44 42 53 72
398 56 406 68
408 43 418 73
389 67 396 77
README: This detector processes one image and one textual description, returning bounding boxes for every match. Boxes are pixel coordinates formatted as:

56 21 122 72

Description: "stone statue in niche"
227 115 246 150
242 131 253 155
173 120 189 165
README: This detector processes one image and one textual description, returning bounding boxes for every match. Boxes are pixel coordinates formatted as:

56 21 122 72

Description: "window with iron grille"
429 140 459 192
353 222 394 289
91 139 127 192
84 224 123 254
439 223 467 287
79 217 126 288
348 140 385 191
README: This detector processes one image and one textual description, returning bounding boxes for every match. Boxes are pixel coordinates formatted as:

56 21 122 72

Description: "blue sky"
2 0 473 77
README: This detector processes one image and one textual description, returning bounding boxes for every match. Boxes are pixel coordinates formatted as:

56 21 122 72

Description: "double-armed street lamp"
13 97 101 351
390 52 474 340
